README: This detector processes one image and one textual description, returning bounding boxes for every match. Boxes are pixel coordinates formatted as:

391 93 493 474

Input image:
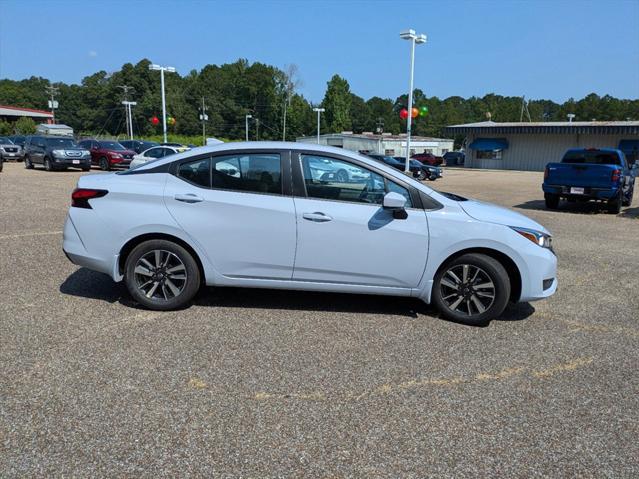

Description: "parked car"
77 139 136 170
130 146 180 169
119 139 160 154
394 157 443 181
367 153 424 179
63 142 557 325
305 155 370 182
160 142 190 152
23 136 91 171
412 152 443 166
543 148 637 213
0 136 23 164
8 135 27 151
443 151 465 166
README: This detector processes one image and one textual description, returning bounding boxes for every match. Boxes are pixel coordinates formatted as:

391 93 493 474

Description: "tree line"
1 58 637 143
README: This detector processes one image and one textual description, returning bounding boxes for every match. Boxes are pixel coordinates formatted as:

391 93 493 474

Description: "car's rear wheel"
124 240 201 311
607 190 622 214
544 193 560 209
24 155 34 169
432 253 510 326
99 157 110 171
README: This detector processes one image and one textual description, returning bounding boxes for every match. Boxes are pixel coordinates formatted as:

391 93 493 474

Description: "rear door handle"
174 193 203 203
303 212 333 222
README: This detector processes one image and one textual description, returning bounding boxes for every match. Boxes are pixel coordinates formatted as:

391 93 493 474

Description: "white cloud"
88 50 98 58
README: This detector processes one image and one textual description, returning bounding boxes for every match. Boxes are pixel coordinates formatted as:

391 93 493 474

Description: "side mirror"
383 191 408 219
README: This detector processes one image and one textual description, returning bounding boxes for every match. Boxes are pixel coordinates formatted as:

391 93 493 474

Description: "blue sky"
1 0 638 103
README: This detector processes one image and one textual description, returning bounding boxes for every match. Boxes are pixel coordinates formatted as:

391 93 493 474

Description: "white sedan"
130 146 182 169
63 142 557 325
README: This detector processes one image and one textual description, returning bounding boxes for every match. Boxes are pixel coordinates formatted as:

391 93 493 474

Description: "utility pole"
45 85 59 124
199 97 208 145
118 85 136 139
255 118 260 141
149 64 177 143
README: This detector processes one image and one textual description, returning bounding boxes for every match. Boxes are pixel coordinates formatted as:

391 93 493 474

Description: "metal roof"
297 133 453 142
444 120 639 135
0 105 53 118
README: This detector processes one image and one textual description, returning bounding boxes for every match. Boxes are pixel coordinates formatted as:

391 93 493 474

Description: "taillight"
611 169 621 182
71 188 108 209
544 167 549 180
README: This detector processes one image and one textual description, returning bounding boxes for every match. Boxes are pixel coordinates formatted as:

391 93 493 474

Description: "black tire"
416 170 427 181
82 166 91 172
432 253 511 326
99 157 110 171
0 159 3 173
622 183 634 207
428 174 437 181
44 157 53 171
336 169 349 183
124 239 201 311
24 155 34 169
607 190 622 214
544 193 560 209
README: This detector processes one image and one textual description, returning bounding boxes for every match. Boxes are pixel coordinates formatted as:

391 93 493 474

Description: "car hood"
459 199 550 234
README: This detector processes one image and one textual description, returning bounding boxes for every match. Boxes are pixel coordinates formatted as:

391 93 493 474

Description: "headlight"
510 226 553 249
52 149 66 157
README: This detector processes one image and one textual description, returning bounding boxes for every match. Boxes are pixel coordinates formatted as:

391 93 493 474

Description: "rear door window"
178 158 211 188
211 153 282 195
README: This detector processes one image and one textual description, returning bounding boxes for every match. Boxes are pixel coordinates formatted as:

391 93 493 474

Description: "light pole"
149 63 176 143
245 114 252 141
313 107 325 144
400 29 427 173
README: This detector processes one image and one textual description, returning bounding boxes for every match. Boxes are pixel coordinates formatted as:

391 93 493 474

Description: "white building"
444 121 639 171
296 132 454 157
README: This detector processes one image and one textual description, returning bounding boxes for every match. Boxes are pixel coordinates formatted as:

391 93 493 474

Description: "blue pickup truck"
543 148 637 213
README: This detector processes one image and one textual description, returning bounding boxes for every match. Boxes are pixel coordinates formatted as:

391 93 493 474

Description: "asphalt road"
1 162 638 477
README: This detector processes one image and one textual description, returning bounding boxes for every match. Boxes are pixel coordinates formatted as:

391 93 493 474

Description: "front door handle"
303 212 332 222
174 193 203 203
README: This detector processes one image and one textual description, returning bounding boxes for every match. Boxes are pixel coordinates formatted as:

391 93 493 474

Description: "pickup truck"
543 148 637 213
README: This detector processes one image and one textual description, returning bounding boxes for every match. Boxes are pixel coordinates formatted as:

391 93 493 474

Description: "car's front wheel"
44 157 53 171
99 157 110 171
124 239 201 311
24 155 34 169
432 253 510 326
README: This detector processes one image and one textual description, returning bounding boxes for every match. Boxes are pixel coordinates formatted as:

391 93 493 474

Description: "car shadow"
60 268 537 325
619 206 639 219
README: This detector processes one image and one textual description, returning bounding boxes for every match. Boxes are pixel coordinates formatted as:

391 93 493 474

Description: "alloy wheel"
439 264 496 316
134 250 187 301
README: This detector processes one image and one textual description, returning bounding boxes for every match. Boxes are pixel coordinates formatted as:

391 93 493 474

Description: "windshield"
0 137 13 144
562 150 621 165
99 141 126 150
45 138 77 148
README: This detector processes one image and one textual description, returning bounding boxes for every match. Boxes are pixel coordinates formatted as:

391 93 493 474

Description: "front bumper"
518 245 558 302
53 156 91 167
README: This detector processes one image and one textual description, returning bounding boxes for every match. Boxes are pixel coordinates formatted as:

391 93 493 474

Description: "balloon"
411 108 419 118
399 108 409 119
168 116 176 126
419 106 429 117
151 116 159 125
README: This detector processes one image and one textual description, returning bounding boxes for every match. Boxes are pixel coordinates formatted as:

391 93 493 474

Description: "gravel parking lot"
1 162 638 477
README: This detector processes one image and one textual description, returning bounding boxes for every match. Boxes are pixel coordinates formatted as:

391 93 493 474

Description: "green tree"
13 116 36 134
322 75 352 132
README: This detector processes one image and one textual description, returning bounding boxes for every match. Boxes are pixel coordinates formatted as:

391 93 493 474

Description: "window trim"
291 150 426 210
170 149 291 197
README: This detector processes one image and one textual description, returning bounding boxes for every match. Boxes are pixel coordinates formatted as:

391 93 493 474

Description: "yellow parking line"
0 230 62 240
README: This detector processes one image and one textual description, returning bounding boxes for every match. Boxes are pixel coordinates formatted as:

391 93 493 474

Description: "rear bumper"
63 214 120 280
543 184 618 200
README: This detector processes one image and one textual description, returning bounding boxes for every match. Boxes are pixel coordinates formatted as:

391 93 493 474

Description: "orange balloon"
411 107 419 118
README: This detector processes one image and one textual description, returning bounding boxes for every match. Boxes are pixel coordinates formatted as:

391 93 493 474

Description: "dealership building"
444 121 639 171
296 132 454 157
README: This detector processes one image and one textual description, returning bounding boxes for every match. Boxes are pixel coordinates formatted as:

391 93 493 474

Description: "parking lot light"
245 114 252 141
400 29 427 173
148 63 177 143
313 108 325 144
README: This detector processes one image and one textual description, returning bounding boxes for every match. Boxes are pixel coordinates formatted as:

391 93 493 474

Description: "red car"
78 139 135 170
411 152 443 166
